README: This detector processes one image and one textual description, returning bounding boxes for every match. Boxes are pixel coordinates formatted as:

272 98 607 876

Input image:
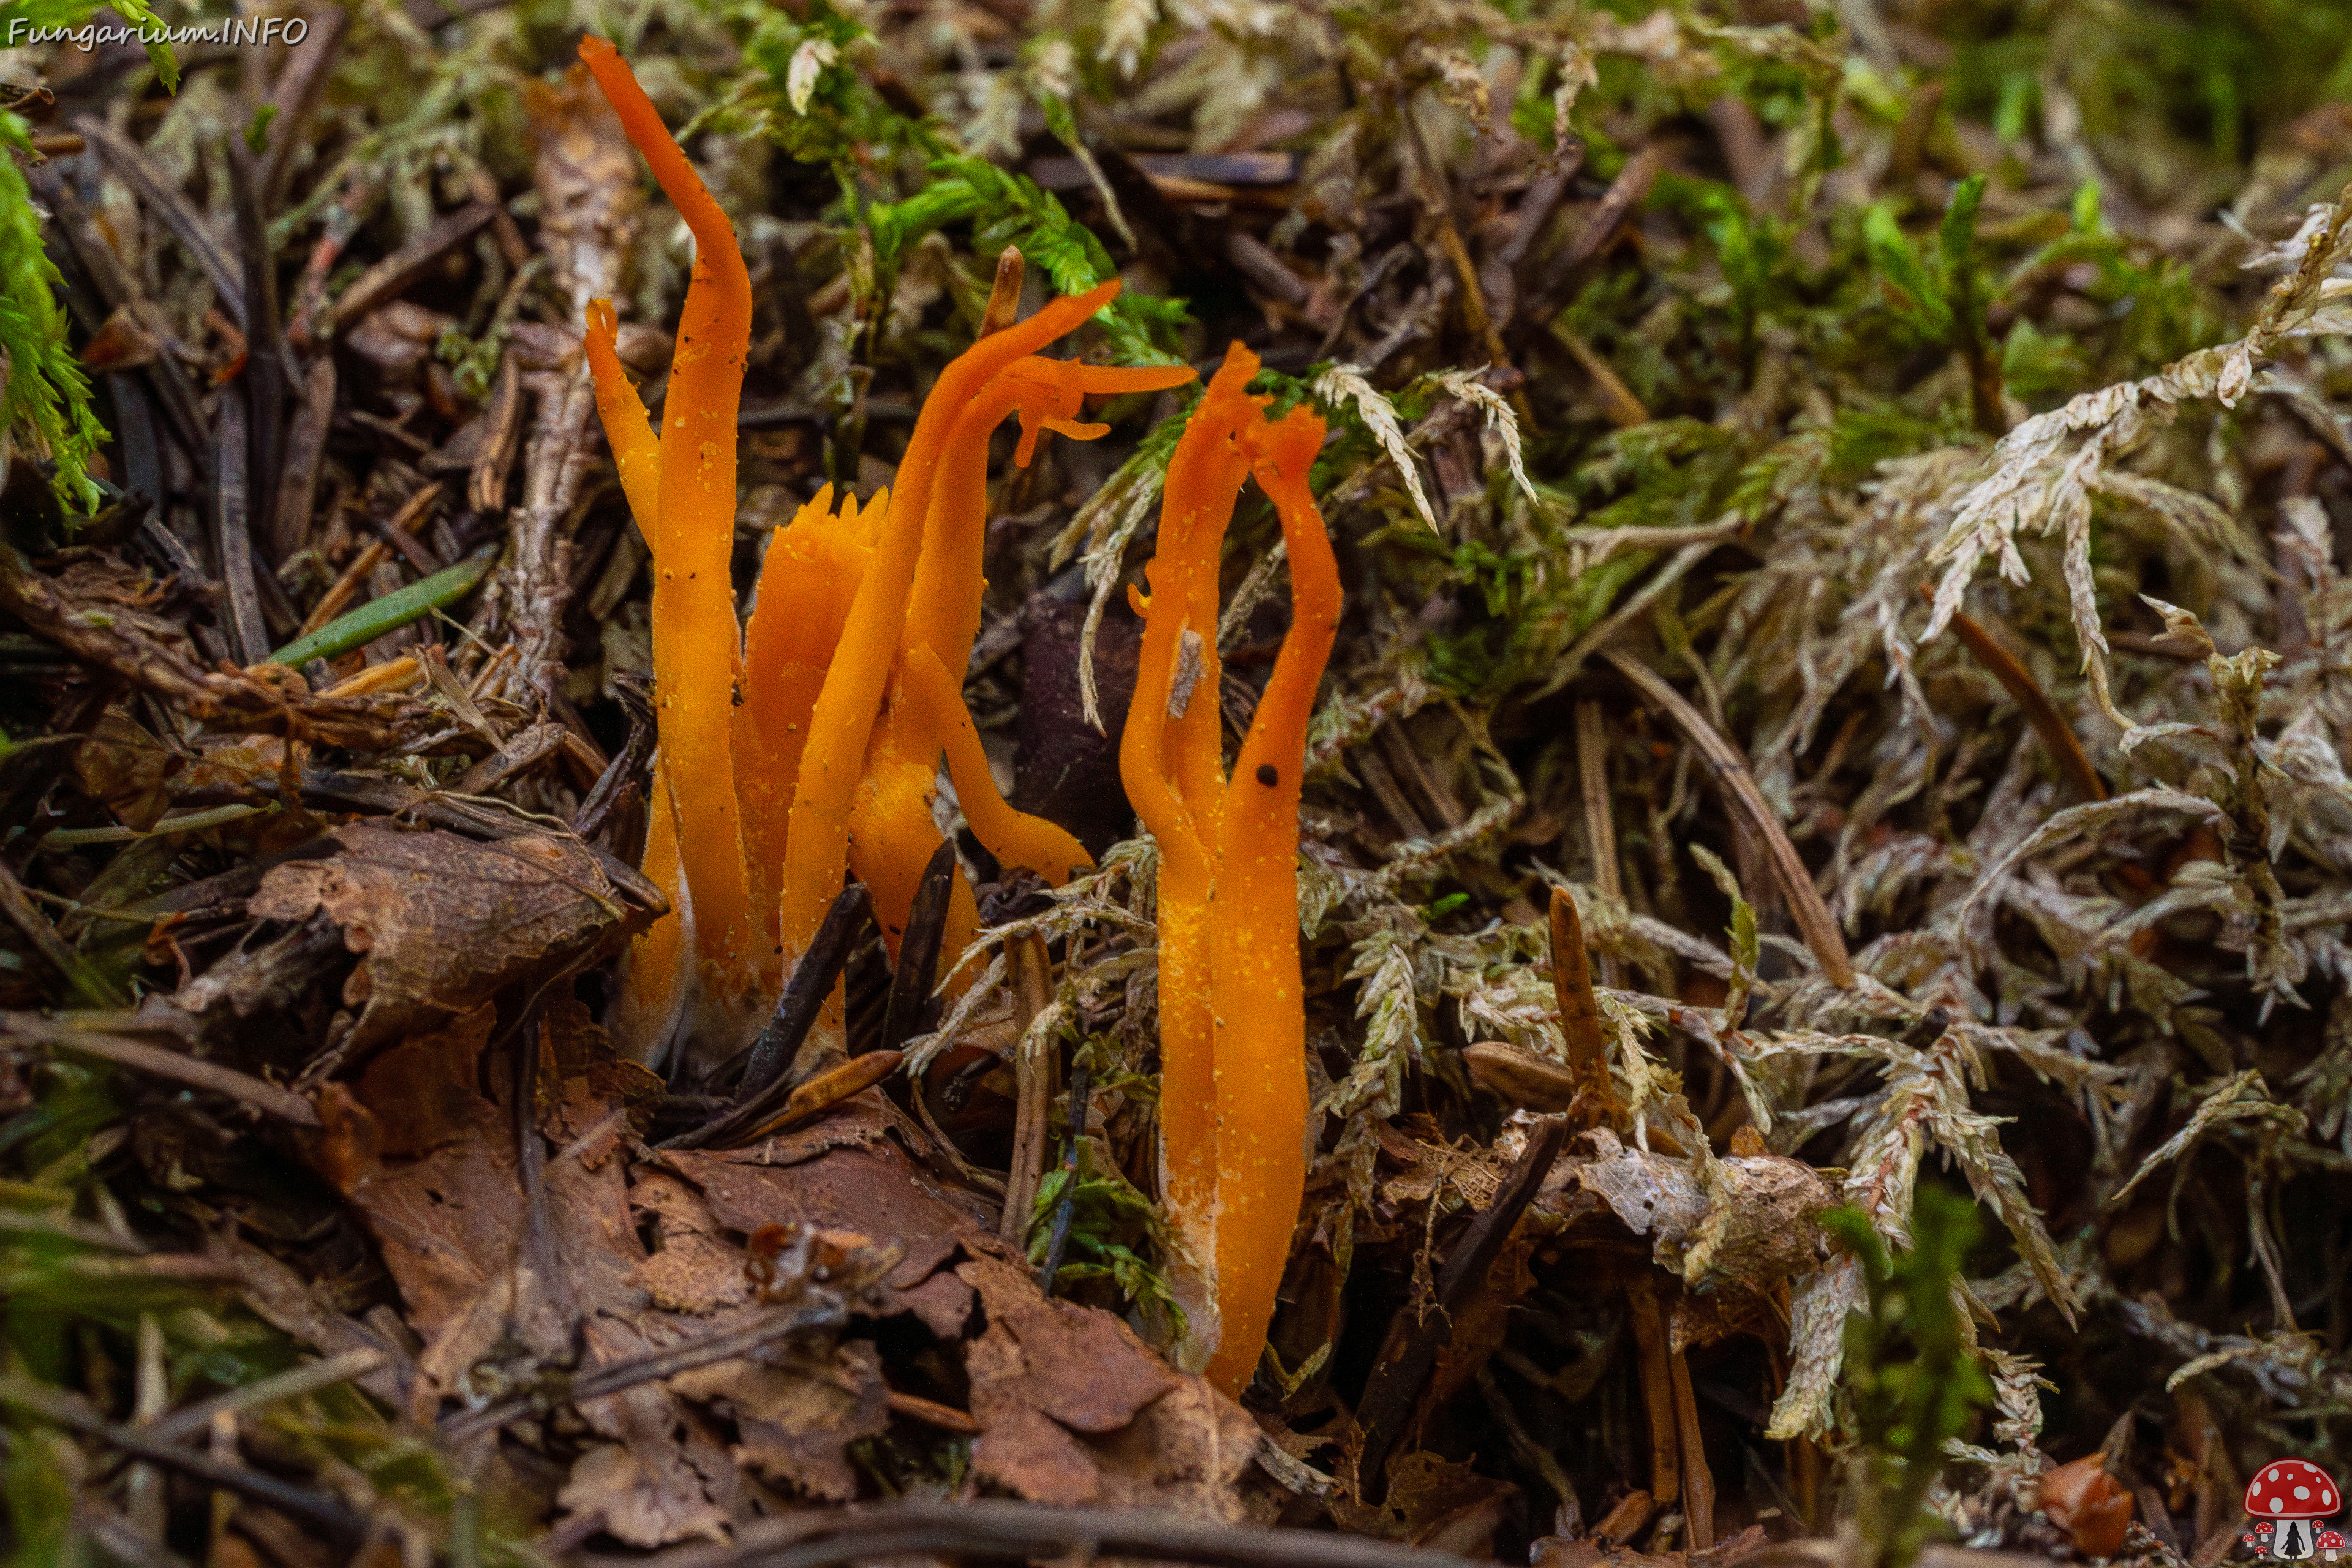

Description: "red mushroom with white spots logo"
2316 1529 2343 1562
2245 1460 2342 1560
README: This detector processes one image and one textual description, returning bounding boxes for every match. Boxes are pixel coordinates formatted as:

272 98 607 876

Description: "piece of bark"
210 396 270 664
270 357 336 564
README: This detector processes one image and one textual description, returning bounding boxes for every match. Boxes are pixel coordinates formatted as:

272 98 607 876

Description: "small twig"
583 1497 1491 1568
440 1269 878 1446
326 202 501 330
1626 1275 1682 1526
0 863 126 1008
1551 318 1651 427
213 394 271 665
1602 650 1856 989
737 1050 905 1143
0 1376 366 1549
2 1013 320 1126
228 140 289 554
1927 587 2106 804
1670 1329 1717 1550
677 884 875 1147
1352 1117 1570 1496
271 359 337 564
998 933 1057 1247
1574 699 1625 988
571 673 656 845
881 841 959 1055
470 350 524 513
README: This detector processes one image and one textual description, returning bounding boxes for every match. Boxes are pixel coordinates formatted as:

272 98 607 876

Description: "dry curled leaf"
243 821 660 1055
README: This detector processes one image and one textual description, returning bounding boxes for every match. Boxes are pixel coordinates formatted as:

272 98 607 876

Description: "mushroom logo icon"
2245 1460 2342 1560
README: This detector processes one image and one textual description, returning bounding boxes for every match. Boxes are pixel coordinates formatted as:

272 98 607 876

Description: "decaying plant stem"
1603 650 1856 989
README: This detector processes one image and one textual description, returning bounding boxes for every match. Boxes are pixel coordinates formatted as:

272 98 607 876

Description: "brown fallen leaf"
243 821 659 1055
73 711 183 832
670 1340 889 1501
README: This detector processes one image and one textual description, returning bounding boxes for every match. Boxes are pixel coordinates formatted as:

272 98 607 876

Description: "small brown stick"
325 202 500 330
212 395 271 665
0 866 124 1008
885 1390 980 1434
2 1014 318 1126
1626 1275 1682 1524
714 882 875 1113
1575 699 1625 987
743 1050 905 1142
981 245 1025 336
270 358 337 564
1548 886 1617 1126
1352 1117 1571 1498
297 541 387 638
469 350 524 513
600 1496 1490 1568
1926 587 2106 803
1551 319 1651 427
73 116 247 330
1603 650 1856 989
227 141 288 548
1593 1489 1658 1546
880 842 960 1056
999 932 1057 1247
1670 1341 1717 1550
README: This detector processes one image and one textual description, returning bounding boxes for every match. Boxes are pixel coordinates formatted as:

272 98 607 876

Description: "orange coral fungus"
778 304 1191 1008
579 38 756 1009
1120 343 1341 1393
579 36 1196 1069
842 350 1190 971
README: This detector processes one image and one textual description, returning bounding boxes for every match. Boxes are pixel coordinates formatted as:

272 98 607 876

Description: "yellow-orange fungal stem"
584 298 660 531
850 352 1193 970
737 488 880 949
1161 347 1266 851
614 759 689 1057
903 643 1092 886
1120 350 1260 1338
1200 402 1338 1396
777 282 1120 987
581 37 756 998
905 356 1194 707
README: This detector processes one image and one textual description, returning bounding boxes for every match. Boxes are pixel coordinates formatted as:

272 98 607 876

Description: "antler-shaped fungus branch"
1122 343 1340 1393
